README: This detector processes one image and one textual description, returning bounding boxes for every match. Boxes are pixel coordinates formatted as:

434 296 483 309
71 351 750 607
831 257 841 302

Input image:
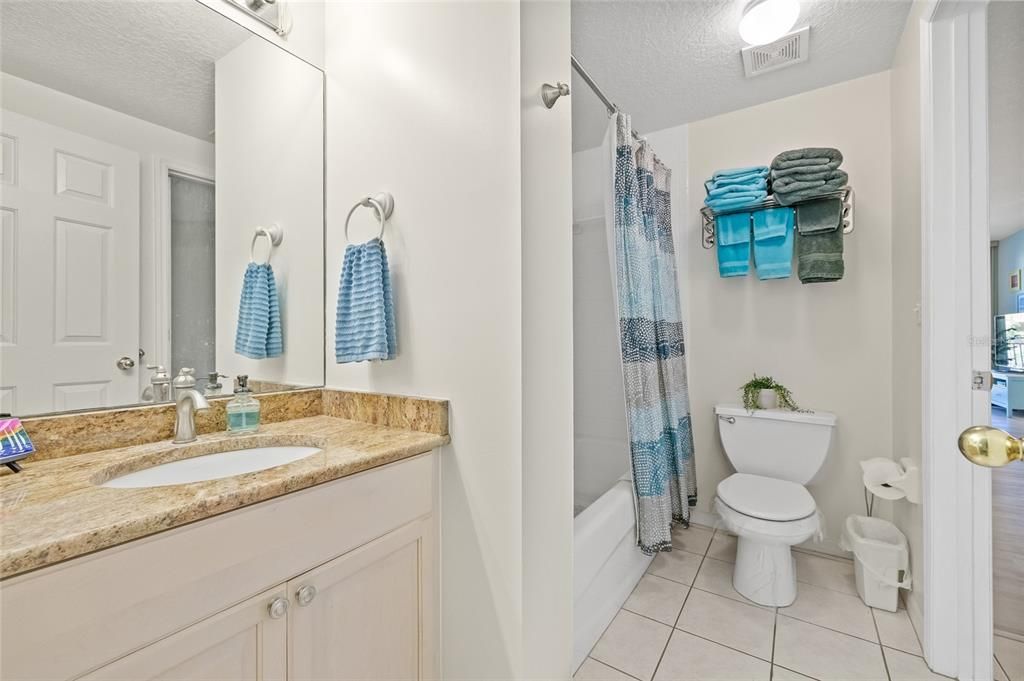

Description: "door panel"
79 586 287 681
0 109 140 415
289 519 432 681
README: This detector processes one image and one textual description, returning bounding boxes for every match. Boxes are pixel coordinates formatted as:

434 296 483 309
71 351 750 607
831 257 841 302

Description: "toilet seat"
717 473 816 521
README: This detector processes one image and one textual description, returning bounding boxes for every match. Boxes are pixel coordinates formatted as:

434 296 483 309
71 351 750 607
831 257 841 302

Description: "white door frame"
920 1 993 678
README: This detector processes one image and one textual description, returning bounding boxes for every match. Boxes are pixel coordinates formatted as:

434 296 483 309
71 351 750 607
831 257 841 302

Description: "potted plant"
740 374 800 411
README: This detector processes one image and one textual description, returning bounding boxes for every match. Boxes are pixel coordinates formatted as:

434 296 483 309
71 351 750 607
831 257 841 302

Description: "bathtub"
573 475 652 671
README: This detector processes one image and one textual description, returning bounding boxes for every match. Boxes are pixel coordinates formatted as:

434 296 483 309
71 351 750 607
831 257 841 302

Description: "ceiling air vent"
741 26 810 78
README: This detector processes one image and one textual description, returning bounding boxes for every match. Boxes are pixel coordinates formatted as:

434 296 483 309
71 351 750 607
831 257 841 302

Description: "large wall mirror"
0 1 325 417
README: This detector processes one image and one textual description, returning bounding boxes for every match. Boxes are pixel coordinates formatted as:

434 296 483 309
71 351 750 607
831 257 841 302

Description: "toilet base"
733 536 797 607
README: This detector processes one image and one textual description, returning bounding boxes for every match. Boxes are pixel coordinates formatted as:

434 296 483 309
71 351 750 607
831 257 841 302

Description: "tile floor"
577 523 1022 681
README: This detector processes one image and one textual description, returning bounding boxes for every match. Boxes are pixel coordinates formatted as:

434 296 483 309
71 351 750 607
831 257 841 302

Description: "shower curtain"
604 113 697 555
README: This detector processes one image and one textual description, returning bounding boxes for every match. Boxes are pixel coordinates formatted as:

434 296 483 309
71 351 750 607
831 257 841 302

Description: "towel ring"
250 224 283 264
344 192 395 244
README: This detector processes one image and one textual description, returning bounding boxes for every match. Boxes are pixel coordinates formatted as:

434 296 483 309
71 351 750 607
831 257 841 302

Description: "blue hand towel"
234 262 283 359
716 212 751 277
335 238 396 363
752 207 795 280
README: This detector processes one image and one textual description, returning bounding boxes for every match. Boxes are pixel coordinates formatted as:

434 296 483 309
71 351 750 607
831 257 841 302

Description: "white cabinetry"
0 454 437 681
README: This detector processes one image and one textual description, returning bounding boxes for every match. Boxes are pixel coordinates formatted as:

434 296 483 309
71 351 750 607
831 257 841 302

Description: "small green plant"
740 374 800 411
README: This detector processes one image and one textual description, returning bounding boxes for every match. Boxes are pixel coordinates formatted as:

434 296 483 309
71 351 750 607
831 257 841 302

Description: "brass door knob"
957 426 1023 467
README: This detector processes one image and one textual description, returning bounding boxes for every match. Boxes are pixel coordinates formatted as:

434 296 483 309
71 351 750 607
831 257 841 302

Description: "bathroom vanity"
0 395 448 680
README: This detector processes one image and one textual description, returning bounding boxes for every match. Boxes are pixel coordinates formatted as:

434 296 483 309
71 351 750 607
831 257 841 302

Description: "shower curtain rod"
570 54 642 140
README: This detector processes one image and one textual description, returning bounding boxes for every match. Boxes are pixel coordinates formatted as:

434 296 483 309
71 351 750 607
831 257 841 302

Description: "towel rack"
344 192 395 244
250 224 283 263
700 187 855 249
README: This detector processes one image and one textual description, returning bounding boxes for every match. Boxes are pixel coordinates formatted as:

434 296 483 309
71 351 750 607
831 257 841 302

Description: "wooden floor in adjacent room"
991 407 1024 639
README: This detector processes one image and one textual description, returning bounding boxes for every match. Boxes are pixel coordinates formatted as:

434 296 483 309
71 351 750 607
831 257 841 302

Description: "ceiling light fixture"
739 0 800 46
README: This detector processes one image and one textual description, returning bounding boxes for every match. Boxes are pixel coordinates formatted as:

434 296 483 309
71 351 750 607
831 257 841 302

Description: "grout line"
774 664 822 681
993 651 1010 681
669 627 775 665
776 612 881 647
872 609 893 681
769 607 779 680
650 527 715 678
583 657 645 681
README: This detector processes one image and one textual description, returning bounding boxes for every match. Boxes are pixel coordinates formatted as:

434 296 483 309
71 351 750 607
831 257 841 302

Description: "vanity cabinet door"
288 517 435 681
78 586 287 681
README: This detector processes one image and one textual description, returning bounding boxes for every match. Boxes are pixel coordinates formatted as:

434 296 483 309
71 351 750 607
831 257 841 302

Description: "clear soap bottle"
226 375 260 433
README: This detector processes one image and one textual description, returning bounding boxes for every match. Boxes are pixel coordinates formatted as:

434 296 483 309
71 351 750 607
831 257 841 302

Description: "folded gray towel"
771 147 843 171
772 169 849 194
796 199 844 283
772 164 842 179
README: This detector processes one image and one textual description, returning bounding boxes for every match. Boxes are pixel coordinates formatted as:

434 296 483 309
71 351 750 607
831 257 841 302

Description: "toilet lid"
717 473 816 521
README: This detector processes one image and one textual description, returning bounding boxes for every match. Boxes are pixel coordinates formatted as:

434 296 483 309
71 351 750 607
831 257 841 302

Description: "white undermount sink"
101 446 322 489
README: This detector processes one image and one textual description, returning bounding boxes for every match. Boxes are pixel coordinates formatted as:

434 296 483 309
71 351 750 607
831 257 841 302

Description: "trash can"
839 515 912 612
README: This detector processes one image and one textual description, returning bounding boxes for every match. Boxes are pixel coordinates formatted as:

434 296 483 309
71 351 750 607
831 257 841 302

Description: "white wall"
196 0 325 69
889 0 928 628
323 3 525 677
687 72 895 555
214 37 324 389
0 72 214 392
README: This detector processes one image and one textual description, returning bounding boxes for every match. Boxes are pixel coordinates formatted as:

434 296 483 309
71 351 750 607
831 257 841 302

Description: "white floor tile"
780 582 877 642
672 524 714 555
707 532 737 563
649 548 704 586
693 556 772 609
995 636 1024 681
771 666 817 680
591 610 672 681
773 615 888 681
676 589 775 661
575 657 640 681
793 551 858 596
653 630 770 681
873 607 922 656
884 647 954 680
624 574 690 626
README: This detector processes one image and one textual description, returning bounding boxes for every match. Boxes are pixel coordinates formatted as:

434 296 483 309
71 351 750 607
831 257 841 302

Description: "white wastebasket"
839 515 912 612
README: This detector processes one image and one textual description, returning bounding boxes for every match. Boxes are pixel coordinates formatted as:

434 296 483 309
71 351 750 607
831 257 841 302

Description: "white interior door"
0 109 140 415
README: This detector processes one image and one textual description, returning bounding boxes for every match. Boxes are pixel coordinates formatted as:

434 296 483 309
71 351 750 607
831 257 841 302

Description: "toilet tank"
714 404 837 484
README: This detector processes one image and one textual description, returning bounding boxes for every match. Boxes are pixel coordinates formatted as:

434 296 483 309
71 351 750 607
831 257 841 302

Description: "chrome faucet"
173 389 210 444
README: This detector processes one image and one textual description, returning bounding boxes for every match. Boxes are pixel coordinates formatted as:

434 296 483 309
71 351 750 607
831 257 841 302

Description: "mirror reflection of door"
0 111 141 415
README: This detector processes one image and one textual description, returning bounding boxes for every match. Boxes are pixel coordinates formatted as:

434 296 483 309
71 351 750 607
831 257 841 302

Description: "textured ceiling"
1 0 252 140
571 0 913 150
989 0 1024 241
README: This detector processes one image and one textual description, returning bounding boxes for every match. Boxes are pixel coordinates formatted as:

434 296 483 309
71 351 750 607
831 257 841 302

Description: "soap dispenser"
226 375 260 433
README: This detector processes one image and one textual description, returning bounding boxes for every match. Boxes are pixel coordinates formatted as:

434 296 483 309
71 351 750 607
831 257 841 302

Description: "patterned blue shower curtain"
606 113 697 555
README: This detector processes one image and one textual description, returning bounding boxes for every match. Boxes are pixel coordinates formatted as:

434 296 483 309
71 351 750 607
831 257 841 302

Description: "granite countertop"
0 416 448 579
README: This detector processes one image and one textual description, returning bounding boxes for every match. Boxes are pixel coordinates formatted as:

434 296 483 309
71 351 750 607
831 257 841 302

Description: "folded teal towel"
771 148 843 171
716 212 751 277
706 191 767 211
335 238 397 363
708 171 769 189
235 262 283 359
713 166 769 181
707 179 767 198
796 199 844 283
752 207 795 280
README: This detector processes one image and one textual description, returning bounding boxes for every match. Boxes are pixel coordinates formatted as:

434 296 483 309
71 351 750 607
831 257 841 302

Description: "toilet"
713 404 837 607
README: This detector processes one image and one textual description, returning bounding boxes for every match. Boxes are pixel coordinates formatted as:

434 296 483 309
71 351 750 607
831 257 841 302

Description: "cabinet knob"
296 584 317 606
267 596 290 619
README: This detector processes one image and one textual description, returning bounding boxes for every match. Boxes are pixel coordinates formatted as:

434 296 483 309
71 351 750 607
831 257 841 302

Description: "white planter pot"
757 389 778 410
